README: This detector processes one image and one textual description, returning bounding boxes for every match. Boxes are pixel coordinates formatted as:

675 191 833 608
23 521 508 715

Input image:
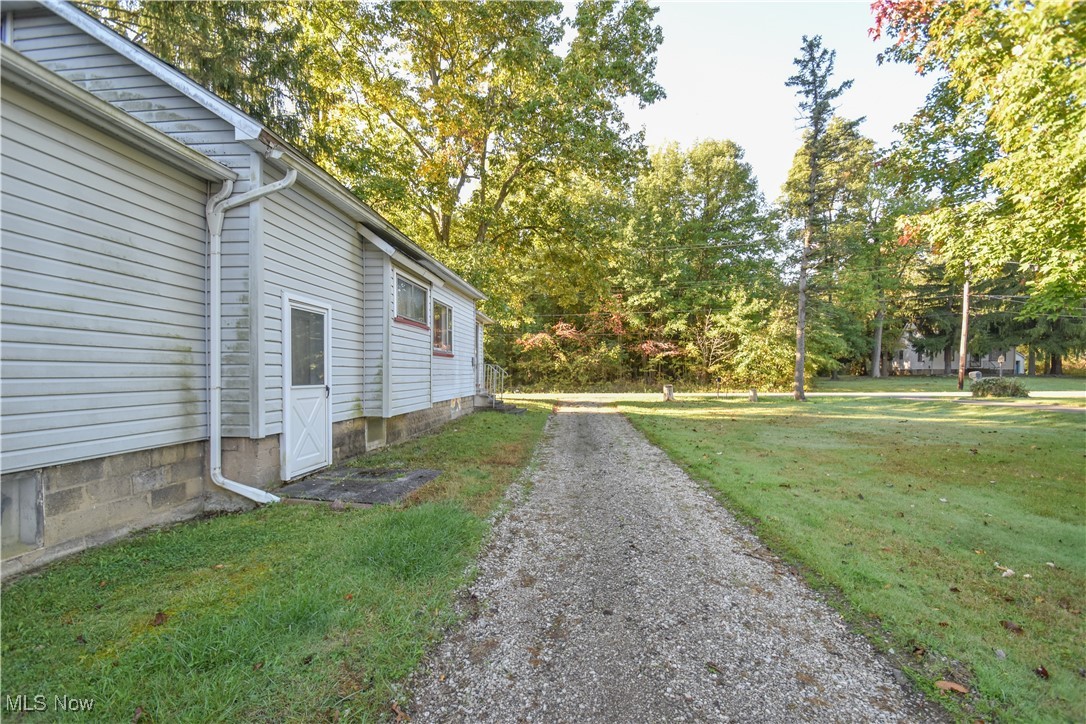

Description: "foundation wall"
1 441 206 579
1 398 476 578
386 395 475 446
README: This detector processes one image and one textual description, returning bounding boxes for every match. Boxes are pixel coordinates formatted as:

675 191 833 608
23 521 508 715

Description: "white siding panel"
361 242 388 417
261 175 366 433
0 86 210 473
389 274 432 416
431 290 477 403
12 9 258 437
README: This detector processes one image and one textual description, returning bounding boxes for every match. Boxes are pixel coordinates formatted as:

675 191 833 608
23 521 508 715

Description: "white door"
283 297 331 479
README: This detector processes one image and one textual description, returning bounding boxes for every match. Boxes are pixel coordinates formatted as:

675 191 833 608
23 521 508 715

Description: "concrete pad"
278 468 441 505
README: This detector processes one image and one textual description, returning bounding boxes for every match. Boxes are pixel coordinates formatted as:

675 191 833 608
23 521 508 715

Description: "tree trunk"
957 273 971 391
870 304 884 378
1028 347 1036 376
794 228 809 401
943 347 952 376
1050 353 1063 375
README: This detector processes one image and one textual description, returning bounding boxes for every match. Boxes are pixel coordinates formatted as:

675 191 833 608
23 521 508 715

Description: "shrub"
971 377 1030 398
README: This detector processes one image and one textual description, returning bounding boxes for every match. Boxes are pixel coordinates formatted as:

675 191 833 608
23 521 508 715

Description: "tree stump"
662 384 675 402
748 388 759 402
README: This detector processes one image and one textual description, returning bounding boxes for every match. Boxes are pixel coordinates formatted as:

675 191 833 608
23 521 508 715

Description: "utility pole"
957 261 971 391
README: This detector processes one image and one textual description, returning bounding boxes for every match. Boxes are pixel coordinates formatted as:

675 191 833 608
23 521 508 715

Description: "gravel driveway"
408 401 943 722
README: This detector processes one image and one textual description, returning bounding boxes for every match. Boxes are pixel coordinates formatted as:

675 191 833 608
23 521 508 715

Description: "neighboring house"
0 2 494 576
891 332 1025 376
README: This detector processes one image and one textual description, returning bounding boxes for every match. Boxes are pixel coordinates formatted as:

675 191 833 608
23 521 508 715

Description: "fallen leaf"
391 702 411 721
938 621 949 627
151 611 168 627
253 662 264 671
98 580 108 588
1000 620 1025 634
935 680 969 694
132 707 143 723
950 587 961 593
1035 666 1050 680
302 655 314 665
344 594 354 601
75 634 86 644
213 564 225 570
912 646 927 657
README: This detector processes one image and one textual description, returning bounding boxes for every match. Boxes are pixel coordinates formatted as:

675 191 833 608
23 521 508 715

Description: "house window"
396 275 428 326
433 303 453 354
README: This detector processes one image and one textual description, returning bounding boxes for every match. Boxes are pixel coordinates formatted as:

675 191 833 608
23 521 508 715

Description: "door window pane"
291 307 325 386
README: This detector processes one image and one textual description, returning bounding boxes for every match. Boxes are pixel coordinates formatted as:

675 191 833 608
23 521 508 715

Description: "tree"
78 1 334 145
300 0 663 259
873 0 1085 316
617 140 780 383
82 1 665 324
785 36 856 398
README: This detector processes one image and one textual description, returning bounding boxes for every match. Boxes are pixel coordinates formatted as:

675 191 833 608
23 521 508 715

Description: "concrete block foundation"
1 397 478 578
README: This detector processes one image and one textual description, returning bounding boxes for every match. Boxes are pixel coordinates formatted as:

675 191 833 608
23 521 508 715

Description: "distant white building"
892 334 1025 376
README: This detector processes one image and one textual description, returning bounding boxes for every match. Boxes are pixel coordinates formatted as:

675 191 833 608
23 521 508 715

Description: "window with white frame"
433 302 453 353
396 275 428 325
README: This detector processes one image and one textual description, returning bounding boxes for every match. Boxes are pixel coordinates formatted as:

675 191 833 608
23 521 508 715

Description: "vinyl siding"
261 171 366 432
389 268 432 416
431 290 477 403
361 242 389 417
12 9 258 437
0 85 210 472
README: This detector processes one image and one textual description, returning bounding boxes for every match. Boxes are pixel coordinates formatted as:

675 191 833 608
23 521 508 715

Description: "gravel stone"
408 401 944 722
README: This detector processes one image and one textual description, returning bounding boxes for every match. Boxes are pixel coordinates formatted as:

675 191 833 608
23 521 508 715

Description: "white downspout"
206 169 298 504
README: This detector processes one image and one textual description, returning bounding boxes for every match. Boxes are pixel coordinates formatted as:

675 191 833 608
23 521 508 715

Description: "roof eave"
1 45 236 182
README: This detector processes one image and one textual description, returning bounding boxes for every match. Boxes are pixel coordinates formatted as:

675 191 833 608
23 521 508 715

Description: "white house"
892 335 1025 376
0 1 494 575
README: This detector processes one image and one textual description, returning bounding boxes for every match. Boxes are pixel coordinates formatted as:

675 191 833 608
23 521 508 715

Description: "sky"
621 1 937 201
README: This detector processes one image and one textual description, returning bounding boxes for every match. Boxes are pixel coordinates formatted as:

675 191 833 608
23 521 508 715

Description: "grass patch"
813 374 1086 394
617 395 1085 722
1 401 551 722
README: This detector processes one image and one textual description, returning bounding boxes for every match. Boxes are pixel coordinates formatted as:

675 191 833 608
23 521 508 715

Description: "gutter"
205 169 298 504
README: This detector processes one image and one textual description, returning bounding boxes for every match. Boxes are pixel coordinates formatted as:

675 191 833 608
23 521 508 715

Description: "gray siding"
431 290 477 403
262 170 366 431
389 268 432 416
12 10 259 437
1 86 210 472
361 242 389 417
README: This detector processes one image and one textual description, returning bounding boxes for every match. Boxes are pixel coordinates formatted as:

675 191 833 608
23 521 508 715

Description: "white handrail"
485 363 507 402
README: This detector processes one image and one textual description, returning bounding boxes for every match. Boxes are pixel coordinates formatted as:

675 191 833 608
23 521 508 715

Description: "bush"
971 377 1030 398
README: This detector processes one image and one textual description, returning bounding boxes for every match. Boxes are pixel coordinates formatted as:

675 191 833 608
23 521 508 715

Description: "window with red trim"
433 302 453 353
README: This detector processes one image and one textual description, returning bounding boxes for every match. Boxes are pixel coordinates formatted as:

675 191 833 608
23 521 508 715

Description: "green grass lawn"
617 395 1085 722
1 401 552 722
812 374 1086 394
